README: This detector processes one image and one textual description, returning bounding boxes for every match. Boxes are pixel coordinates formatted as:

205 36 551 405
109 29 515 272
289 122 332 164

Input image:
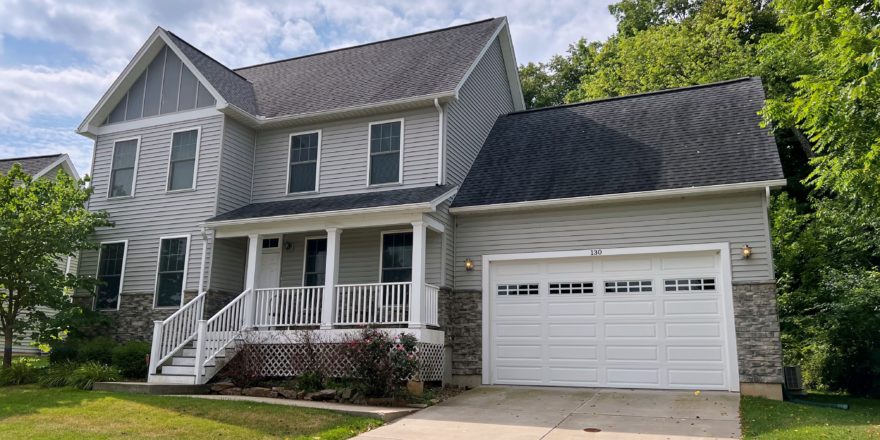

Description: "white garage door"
489 250 736 390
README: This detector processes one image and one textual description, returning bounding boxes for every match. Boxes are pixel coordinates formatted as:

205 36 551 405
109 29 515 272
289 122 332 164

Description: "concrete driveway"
355 386 741 440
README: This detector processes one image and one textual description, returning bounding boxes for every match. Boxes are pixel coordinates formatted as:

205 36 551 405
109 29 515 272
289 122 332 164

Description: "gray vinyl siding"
79 113 224 300
444 38 515 186
216 117 255 214
209 236 247 294
250 107 439 203
426 199 454 288
454 191 775 290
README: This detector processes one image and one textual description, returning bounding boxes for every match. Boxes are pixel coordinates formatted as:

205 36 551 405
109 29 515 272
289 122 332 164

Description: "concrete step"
181 347 228 358
148 374 197 385
171 356 217 367
161 364 220 377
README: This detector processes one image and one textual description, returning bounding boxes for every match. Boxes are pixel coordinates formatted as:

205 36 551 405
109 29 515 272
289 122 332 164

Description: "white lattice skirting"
246 342 445 381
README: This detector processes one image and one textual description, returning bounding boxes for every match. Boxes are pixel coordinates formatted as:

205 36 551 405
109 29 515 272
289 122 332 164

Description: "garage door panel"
490 250 732 391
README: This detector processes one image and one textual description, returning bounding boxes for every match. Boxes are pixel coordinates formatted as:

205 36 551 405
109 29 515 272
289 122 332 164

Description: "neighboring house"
75 17 785 399
0 153 80 355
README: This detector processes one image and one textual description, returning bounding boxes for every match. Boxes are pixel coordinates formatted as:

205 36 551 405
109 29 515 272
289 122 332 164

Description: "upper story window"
167 128 200 191
109 138 140 198
288 131 321 193
368 119 403 185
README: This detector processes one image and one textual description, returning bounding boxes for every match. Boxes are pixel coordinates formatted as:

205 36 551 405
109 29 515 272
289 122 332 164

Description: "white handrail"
334 282 411 325
195 288 252 378
424 283 440 327
254 287 323 327
149 292 206 375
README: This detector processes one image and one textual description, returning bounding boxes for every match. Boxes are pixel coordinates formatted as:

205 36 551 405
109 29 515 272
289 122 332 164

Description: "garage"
485 245 739 391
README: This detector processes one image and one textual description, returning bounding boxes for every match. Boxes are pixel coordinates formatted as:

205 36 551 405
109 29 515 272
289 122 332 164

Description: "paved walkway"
355 386 741 440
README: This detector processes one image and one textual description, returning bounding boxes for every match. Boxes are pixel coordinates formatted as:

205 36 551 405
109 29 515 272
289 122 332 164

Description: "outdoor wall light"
284 241 293 250
464 258 475 271
742 244 752 259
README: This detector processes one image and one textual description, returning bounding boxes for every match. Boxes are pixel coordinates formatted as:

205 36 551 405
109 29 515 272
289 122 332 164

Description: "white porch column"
244 234 261 328
409 221 427 328
321 228 342 329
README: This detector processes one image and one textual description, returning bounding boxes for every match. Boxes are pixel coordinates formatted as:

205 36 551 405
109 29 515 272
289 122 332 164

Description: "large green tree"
0 165 110 367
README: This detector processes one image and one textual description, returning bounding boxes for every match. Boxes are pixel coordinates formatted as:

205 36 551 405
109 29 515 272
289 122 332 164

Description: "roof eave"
449 179 787 214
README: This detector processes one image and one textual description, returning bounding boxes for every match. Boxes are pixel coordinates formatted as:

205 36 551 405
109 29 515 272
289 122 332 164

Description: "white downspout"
198 226 208 294
434 98 445 186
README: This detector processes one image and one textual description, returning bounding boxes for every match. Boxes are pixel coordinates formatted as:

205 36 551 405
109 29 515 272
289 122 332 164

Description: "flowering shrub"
343 327 419 397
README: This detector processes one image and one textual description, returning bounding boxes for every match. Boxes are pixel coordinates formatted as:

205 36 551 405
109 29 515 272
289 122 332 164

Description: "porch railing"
254 287 323 327
149 291 206 375
194 288 252 378
424 283 439 327
334 282 411 325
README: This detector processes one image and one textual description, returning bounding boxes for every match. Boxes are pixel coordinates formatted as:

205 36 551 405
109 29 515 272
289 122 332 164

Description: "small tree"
0 164 110 367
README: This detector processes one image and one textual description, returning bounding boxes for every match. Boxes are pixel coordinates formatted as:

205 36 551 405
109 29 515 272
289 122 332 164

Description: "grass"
0 385 382 440
741 393 880 439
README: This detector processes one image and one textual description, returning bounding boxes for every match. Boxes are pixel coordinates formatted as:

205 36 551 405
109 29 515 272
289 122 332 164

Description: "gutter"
434 98 445 185
450 179 788 214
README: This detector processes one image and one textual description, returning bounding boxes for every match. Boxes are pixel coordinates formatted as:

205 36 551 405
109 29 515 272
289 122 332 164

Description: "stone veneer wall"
443 282 785 384
732 282 784 384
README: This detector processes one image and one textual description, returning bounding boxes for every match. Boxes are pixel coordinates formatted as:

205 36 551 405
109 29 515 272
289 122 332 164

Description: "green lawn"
741 394 880 439
0 385 381 440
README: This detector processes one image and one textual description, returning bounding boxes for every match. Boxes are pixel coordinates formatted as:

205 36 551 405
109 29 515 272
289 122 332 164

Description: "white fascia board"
33 154 80 180
450 179 788 214
497 21 526 111
429 186 458 209
93 107 220 137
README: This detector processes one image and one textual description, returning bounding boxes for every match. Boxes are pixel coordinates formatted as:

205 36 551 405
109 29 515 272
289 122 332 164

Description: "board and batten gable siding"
444 37 515 186
79 113 224 297
454 191 775 291
215 117 256 214
250 107 439 203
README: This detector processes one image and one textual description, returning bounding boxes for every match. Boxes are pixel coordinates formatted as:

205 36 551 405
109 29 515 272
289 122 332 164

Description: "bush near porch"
0 385 381 440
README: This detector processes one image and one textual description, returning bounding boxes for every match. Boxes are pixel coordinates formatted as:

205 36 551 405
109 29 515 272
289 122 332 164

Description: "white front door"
488 249 735 391
257 236 281 289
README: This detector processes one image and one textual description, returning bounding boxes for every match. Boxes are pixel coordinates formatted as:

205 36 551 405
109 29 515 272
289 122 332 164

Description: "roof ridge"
0 153 63 162
233 17 501 72
164 30 253 84
508 77 758 116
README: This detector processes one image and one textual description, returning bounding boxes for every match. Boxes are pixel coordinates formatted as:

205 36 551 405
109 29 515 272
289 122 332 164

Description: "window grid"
109 139 138 198
96 243 126 310
497 284 539 296
155 237 187 308
261 238 279 249
369 121 402 185
549 282 594 295
604 280 653 294
304 238 327 287
664 278 716 292
289 132 320 193
381 232 412 283
168 129 198 191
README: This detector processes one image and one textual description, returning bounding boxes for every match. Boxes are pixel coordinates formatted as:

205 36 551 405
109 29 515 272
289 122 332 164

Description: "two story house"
76 17 786 399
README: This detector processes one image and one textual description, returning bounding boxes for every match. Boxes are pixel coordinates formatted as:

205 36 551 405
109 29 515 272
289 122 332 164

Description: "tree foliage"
517 0 880 394
0 165 110 367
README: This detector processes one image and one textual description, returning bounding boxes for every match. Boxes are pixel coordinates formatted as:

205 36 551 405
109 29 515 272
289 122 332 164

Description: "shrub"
48 340 79 365
69 362 120 390
290 330 326 391
112 341 151 379
78 337 117 365
0 358 41 386
223 336 266 389
342 328 419 398
39 361 79 387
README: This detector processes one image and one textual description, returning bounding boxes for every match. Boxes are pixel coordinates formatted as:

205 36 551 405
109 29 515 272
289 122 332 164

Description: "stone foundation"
732 282 784 384
443 290 482 376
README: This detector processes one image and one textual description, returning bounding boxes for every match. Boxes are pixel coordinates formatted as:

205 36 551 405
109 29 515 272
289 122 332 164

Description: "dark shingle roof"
451 78 784 209
164 31 259 115
208 185 455 223
0 154 63 176
219 18 502 119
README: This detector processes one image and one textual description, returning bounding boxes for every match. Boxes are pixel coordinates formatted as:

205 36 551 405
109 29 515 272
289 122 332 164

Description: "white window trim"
286 129 322 195
153 234 191 309
378 229 413 282
94 240 129 311
165 126 202 193
302 235 328 286
107 136 141 199
366 118 405 187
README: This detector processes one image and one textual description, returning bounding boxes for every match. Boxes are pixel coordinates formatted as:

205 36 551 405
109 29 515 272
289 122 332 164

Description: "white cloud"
0 66 113 125
279 19 321 54
0 121 93 175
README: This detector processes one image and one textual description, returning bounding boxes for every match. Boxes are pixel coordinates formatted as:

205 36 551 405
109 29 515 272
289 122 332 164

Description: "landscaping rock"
340 388 354 400
242 387 278 398
211 382 236 393
296 390 306 399
406 403 428 409
276 389 298 399
305 389 336 401
366 397 394 406
218 387 242 395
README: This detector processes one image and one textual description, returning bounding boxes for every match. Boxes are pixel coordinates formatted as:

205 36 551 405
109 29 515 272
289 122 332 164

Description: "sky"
0 0 618 174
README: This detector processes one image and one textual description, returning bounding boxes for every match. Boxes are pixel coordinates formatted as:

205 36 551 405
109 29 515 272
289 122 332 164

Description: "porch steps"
148 342 234 385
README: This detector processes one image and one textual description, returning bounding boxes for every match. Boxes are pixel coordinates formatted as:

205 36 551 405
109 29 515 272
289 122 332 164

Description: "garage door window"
549 282 594 294
664 278 716 292
604 280 652 293
497 284 539 295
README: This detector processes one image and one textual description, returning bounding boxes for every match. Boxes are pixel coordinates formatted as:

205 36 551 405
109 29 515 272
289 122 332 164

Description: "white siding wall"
79 113 224 299
251 107 439 203
445 38 515 185
454 191 775 290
